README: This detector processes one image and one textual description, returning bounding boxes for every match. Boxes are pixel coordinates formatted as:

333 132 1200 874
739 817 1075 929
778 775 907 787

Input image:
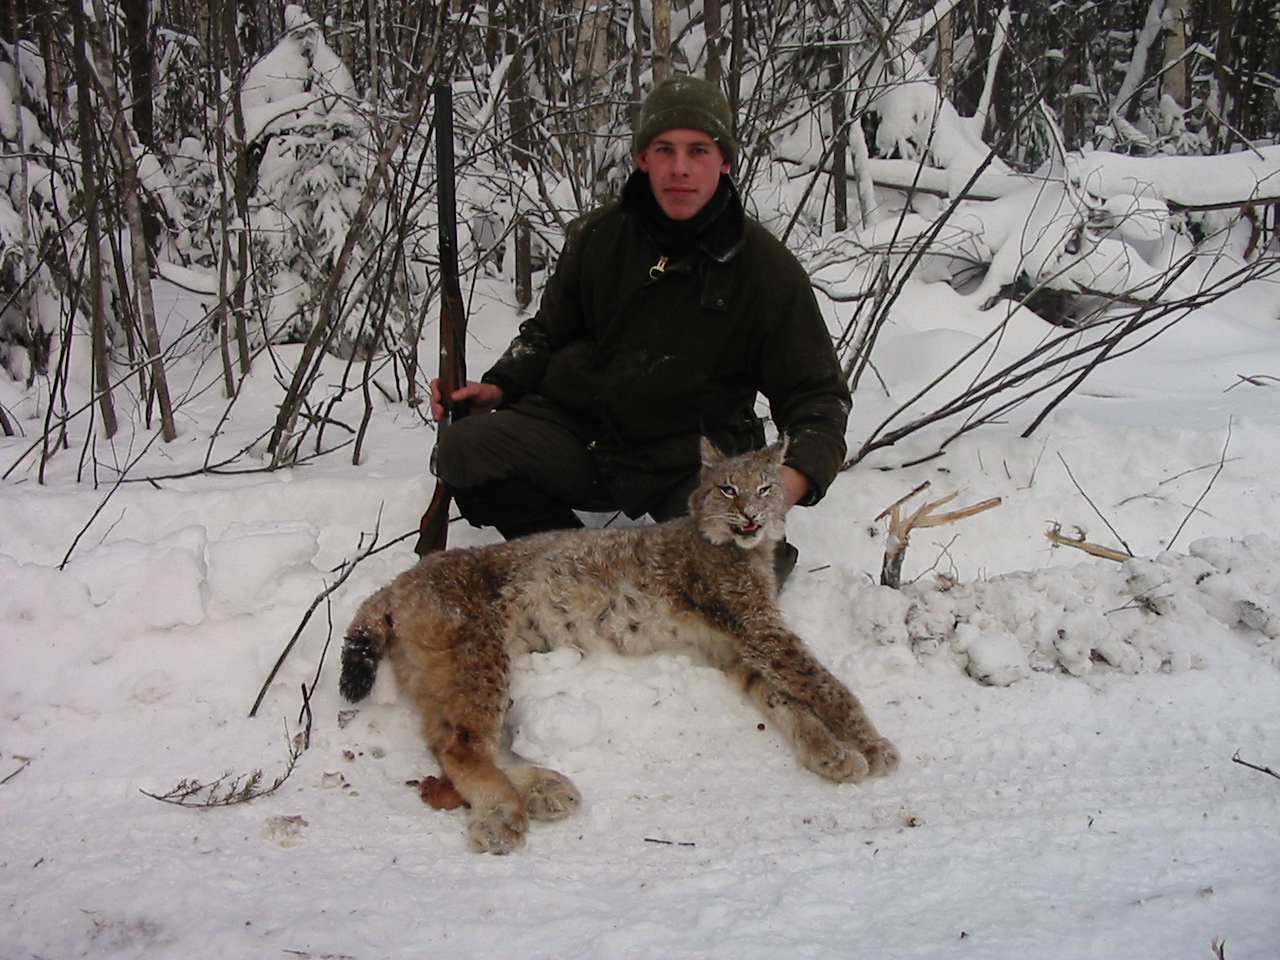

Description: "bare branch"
1167 420 1232 552
141 728 302 807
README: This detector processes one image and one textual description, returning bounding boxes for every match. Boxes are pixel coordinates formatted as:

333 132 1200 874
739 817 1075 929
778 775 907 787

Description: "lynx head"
689 438 788 549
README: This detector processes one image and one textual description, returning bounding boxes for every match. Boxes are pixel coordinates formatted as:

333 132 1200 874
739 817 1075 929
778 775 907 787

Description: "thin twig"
1232 749 1280 781
58 428 164 570
249 517 415 717
296 595 339 750
1157 457 1242 486
875 480 932 522
1226 373 1280 391
1019 438 1049 490
1057 453 1134 557
1167 420 1232 552
1 756 33 785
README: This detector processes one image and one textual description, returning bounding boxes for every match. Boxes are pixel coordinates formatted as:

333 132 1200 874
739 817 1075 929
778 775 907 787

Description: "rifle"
414 82 469 557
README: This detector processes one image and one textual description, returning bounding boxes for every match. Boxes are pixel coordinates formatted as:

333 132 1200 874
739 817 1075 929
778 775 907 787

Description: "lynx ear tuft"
700 436 726 467
770 435 790 462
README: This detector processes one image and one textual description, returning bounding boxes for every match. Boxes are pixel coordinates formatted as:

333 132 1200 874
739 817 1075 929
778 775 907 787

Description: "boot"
452 478 584 541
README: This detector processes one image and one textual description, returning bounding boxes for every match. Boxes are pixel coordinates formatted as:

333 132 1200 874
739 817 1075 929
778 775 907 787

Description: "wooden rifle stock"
415 82 469 557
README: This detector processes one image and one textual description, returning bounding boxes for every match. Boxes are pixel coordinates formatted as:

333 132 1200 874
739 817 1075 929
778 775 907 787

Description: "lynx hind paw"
467 800 529 854
802 740 871 784
861 737 900 777
520 768 581 822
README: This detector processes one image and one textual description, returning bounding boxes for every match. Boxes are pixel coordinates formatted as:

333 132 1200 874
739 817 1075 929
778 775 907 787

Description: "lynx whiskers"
340 438 897 853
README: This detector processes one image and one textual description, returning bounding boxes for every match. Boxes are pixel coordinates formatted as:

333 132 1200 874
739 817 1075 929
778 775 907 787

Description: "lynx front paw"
861 737 900 777
801 740 871 783
467 800 528 854
521 769 581 822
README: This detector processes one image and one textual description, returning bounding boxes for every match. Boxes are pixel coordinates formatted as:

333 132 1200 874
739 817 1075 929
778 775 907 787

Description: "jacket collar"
622 170 746 264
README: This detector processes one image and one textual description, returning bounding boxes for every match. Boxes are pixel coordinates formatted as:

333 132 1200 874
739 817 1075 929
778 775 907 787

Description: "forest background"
5 0 1280 480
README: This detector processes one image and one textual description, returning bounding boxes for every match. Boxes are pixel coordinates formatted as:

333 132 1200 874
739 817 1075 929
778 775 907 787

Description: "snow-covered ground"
2 270 1279 959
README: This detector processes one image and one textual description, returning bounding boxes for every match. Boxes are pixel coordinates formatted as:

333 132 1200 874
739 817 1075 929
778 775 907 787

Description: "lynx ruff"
340 439 898 853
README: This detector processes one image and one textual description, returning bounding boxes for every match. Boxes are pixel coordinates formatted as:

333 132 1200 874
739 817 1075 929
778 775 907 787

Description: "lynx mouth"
731 521 760 537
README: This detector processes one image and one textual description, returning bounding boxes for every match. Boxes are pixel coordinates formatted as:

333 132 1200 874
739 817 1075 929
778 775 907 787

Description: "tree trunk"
72 10 117 439
705 0 723 86
1162 0 1190 106
831 44 848 232
1210 0 1236 150
848 79 876 229
574 0 611 194
222 0 252 375
574 0 609 85
120 0 154 150
936 9 953 98
505 0 534 309
630 0 647 126
652 0 671 82
121 0 161 250
209 0 235 397
85 0 176 442
728 0 744 114
236 0 265 58
1234 0 1266 142
974 5 1011 140
1111 0 1166 123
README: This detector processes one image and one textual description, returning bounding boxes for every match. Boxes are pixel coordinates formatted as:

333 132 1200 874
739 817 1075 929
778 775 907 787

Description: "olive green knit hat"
632 75 738 168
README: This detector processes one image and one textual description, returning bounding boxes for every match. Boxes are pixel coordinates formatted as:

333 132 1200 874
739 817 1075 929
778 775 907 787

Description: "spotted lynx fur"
340 439 898 853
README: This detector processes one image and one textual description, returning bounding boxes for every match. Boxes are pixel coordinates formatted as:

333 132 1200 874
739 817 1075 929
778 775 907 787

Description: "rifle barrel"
434 82 468 425
415 82 471 557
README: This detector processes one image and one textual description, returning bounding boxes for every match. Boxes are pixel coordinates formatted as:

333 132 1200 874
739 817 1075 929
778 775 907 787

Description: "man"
431 75 850 579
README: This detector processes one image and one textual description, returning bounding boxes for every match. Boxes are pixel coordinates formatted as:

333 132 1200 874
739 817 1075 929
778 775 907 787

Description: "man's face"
637 128 730 221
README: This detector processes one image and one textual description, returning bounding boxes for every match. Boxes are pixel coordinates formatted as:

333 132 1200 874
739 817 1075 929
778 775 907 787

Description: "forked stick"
877 481 1002 587
1045 522 1134 562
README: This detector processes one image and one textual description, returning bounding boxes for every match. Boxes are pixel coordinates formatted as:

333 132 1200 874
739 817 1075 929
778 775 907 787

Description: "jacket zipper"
649 255 669 279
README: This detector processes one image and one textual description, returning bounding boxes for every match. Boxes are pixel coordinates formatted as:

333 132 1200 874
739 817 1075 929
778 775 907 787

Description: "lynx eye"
718 484 738 497
758 483 773 495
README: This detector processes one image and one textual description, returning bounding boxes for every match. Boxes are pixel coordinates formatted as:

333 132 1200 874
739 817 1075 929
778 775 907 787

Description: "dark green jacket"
482 173 851 518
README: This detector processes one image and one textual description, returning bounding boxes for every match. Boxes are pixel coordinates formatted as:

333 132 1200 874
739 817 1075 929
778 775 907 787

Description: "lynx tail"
339 590 393 702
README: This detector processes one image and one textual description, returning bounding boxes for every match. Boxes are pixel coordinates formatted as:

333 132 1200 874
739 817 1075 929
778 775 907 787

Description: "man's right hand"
430 379 504 422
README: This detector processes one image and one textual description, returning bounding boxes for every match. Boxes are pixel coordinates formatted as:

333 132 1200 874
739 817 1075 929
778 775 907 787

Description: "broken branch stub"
878 482 1002 588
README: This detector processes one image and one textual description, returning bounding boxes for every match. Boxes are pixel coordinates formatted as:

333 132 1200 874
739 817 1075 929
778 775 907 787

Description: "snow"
240 6 358 145
1070 146 1280 208
869 80 1015 196
2 261 1278 958
154 259 221 295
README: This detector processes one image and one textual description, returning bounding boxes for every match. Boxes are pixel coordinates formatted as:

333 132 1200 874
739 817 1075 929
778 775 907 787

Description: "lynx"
339 439 898 853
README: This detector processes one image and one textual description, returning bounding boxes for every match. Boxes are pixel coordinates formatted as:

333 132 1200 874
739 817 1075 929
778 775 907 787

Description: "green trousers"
433 408 699 523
